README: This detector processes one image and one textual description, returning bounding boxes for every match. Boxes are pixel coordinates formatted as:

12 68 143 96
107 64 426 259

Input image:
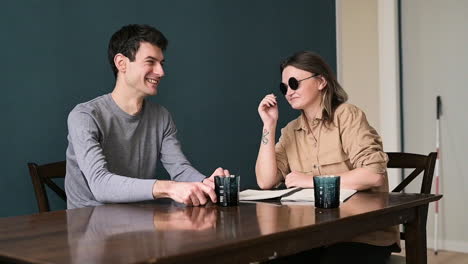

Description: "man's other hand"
153 180 217 206
202 167 230 189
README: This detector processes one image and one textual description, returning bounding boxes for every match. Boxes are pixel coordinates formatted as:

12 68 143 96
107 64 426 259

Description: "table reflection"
66 201 219 263
154 205 217 230
254 193 393 236
255 202 316 235
339 192 388 217
62 194 397 263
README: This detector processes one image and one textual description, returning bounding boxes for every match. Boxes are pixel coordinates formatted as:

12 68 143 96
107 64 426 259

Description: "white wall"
337 0 400 190
338 0 468 254
401 0 468 253
337 0 380 131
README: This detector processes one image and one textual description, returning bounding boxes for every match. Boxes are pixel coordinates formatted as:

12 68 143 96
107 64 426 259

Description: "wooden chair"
388 152 437 195
386 152 437 263
28 161 67 213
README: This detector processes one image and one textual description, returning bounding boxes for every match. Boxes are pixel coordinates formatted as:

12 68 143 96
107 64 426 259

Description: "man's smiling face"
122 42 165 96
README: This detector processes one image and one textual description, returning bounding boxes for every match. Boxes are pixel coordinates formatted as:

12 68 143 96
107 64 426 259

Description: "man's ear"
114 53 127 74
318 76 327 91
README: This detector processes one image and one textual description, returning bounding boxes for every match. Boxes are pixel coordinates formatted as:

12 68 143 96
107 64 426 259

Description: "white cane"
434 96 442 255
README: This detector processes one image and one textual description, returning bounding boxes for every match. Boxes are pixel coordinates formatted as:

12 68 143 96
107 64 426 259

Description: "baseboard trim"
426 238 468 254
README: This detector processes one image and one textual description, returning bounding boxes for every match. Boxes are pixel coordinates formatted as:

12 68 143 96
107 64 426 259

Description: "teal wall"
0 0 336 217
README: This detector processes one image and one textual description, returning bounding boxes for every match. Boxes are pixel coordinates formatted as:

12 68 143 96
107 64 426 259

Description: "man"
65 24 229 209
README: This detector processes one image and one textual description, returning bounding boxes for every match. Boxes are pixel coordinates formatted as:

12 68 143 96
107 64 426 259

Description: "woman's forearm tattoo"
261 129 269 145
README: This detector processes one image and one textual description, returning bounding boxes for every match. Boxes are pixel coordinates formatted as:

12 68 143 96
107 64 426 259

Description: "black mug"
313 175 340 209
214 175 240 206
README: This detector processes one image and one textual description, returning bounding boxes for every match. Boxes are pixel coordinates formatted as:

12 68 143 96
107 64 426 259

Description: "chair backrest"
387 152 437 194
28 161 67 213
386 152 437 243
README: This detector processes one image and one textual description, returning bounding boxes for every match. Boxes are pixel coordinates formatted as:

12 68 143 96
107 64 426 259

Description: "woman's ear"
318 76 327 91
114 53 127 73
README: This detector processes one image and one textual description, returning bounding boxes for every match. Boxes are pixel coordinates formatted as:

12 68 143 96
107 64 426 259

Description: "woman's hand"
258 94 279 127
285 171 314 188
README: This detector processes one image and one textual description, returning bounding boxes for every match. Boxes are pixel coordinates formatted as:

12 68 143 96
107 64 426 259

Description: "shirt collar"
294 109 324 132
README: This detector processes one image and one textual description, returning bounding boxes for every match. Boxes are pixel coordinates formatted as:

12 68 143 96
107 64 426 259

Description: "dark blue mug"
313 175 340 209
214 175 240 206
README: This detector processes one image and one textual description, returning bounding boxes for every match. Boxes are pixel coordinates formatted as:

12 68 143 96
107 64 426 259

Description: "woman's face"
281 66 326 111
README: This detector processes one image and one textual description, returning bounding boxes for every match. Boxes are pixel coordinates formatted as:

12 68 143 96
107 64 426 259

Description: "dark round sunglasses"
279 73 320 95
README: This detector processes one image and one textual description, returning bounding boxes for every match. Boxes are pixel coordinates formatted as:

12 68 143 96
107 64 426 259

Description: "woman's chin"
289 103 303 110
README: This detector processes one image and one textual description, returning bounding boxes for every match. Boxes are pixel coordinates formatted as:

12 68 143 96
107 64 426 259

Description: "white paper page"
280 188 357 202
239 187 300 201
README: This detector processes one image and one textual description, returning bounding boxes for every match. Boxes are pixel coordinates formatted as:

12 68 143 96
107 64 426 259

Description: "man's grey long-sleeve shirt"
65 94 205 209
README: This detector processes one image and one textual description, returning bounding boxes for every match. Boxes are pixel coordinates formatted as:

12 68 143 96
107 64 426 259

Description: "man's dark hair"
108 24 168 78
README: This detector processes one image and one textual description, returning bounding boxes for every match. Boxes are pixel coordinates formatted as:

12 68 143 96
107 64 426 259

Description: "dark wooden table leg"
405 205 429 264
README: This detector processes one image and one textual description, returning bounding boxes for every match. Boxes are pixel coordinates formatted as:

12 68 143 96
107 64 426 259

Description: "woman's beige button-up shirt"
275 103 399 247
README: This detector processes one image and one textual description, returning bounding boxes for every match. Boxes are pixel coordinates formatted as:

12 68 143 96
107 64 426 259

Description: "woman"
255 51 399 263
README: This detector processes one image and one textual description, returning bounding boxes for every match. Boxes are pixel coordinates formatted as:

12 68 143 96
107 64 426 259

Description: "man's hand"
153 180 217 206
285 171 314 188
202 167 230 189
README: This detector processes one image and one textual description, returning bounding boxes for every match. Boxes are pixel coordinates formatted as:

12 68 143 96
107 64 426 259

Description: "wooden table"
0 192 441 264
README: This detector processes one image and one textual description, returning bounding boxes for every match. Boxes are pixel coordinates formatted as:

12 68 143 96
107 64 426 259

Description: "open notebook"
239 187 301 201
239 188 356 203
